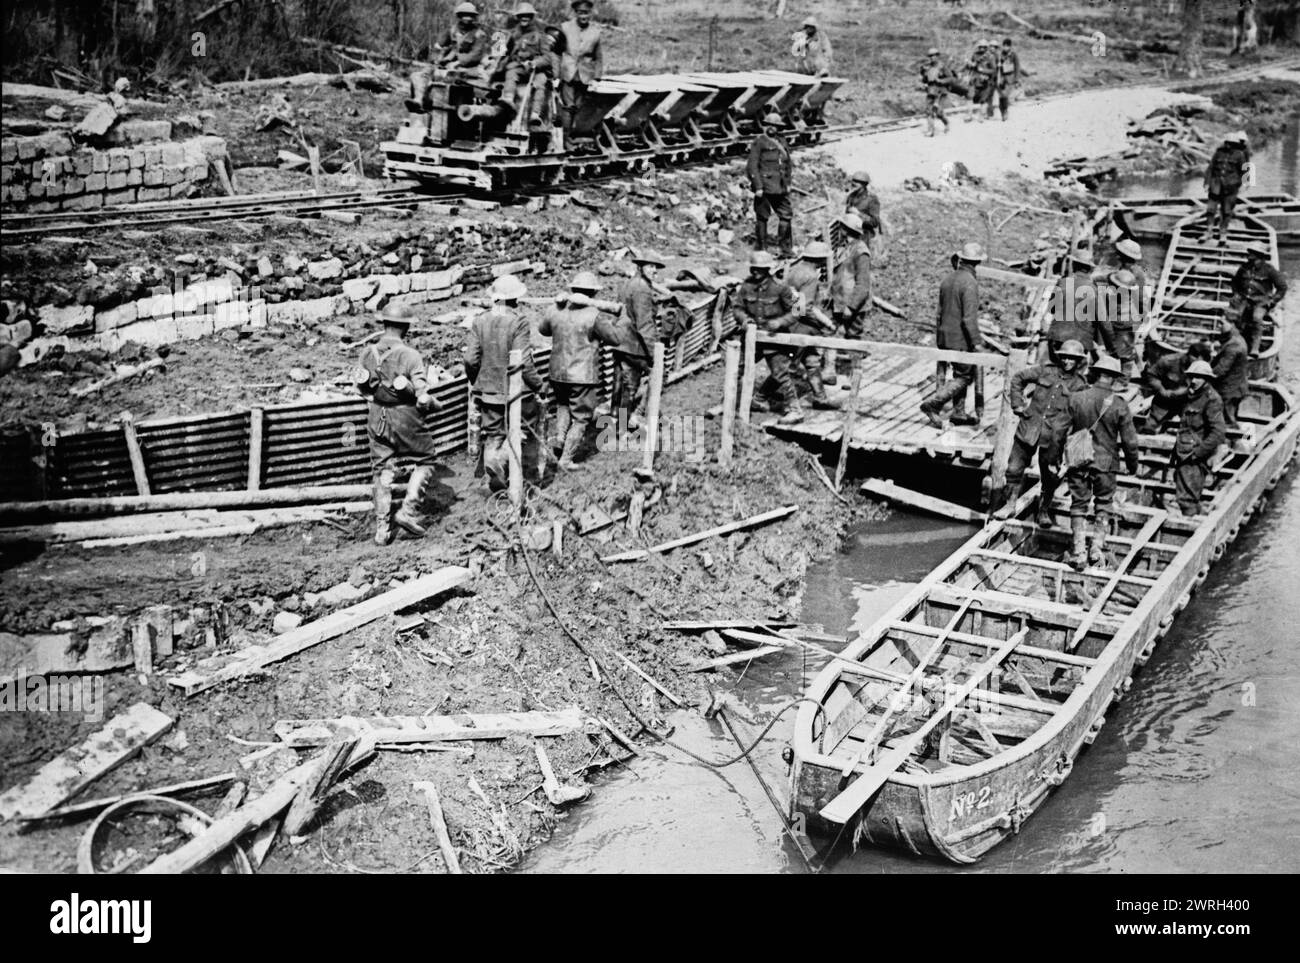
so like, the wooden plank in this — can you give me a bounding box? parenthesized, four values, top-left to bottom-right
(167, 566, 471, 697)
(1068, 512, 1166, 651)
(819, 629, 1029, 824)
(507, 349, 524, 510)
(273, 707, 590, 747)
(834, 359, 864, 490)
(718, 340, 739, 468)
(600, 504, 797, 563)
(121, 414, 151, 497)
(860, 477, 984, 523)
(246, 407, 264, 492)
(662, 619, 797, 631)
(687, 645, 785, 671)
(739, 324, 757, 424)
(642, 342, 665, 475)
(888, 621, 1096, 668)
(0, 703, 173, 821)
(755, 332, 1006, 369)
(18, 772, 237, 823)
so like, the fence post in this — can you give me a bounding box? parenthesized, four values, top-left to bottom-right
(641, 342, 665, 476)
(507, 349, 524, 511)
(834, 358, 864, 491)
(739, 323, 757, 424)
(121, 413, 151, 497)
(719, 341, 740, 468)
(246, 407, 264, 492)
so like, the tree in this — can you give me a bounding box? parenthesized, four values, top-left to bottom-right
(1174, 0, 1206, 77)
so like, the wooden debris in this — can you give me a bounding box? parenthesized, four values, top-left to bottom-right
(0, 703, 173, 821)
(18, 772, 237, 823)
(412, 780, 462, 873)
(534, 744, 589, 806)
(610, 651, 685, 708)
(70, 357, 165, 398)
(601, 504, 798, 563)
(859, 478, 985, 524)
(1, 619, 131, 683)
(0, 485, 396, 523)
(168, 566, 471, 697)
(283, 735, 365, 836)
(273, 706, 591, 747)
(687, 645, 785, 671)
(662, 618, 796, 631)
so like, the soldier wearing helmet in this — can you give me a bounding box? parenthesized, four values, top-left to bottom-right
(1140, 340, 1212, 429)
(356, 303, 442, 544)
(791, 16, 833, 76)
(464, 275, 544, 493)
(434, 2, 490, 76)
(991, 36, 1022, 121)
(1202, 131, 1252, 244)
(1211, 319, 1250, 427)
(995, 338, 1090, 524)
(921, 242, 986, 429)
(558, 0, 604, 133)
(919, 47, 957, 137)
(833, 212, 873, 342)
(844, 170, 883, 244)
(1064, 355, 1140, 569)
(784, 241, 840, 410)
(537, 271, 624, 469)
(746, 110, 795, 256)
(965, 40, 997, 121)
(733, 252, 804, 424)
(503, 2, 559, 131)
(1229, 241, 1286, 356)
(1170, 359, 1227, 516)
(611, 248, 667, 431)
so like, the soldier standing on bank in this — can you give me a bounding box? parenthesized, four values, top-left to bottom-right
(612, 248, 666, 432)
(920, 47, 956, 137)
(558, 0, 603, 134)
(1203, 131, 1251, 244)
(1065, 356, 1140, 571)
(1212, 319, 1250, 428)
(833, 212, 872, 342)
(1230, 241, 1286, 357)
(1170, 360, 1227, 517)
(733, 251, 804, 424)
(464, 275, 543, 493)
(920, 243, 985, 428)
(965, 40, 997, 122)
(747, 110, 795, 257)
(784, 240, 840, 410)
(992, 37, 1022, 121)
(792, 16, 833, 76)
(997, 339, 1088, 525)
(844, 170, 883, 249)
(503, 2, 559, 131)
(355, 304, 442, 544)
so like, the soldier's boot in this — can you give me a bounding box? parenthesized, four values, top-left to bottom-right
(777, 398, 806, 425)
(484, 439, 509, 492)
(754, 221, 768, 252)
(807, 370, 839, 410)
(994, 474, 1026, 519)
(394, 465, 433, 537)
(372, 469, 395, 546)
(777, 220, 795, 258)
(920, 399, 946, 429)
(1088, 510, 1108, 567)
(925, 115, 935, 137)
(950, 400, 979, 427)
(821, 347, 839, 385)
(1070, 516, 1089, 571)
(1035, 479, 1057, 529)
(557, 422, 585, 470)
(553, 406, 571, 457)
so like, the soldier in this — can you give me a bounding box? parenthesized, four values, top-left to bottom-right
(1065, 356, 1140, 570)
(997, 339, 1089, 526)
(992, 37, 1022, 122)
(1230, 241, 1286, 356)
(1046, 272, 1108, 362)
(792, 16, 833, 76)
(464, 275, 543, 493)
(537, 271, 623, 469)
(733, 251, 804, 425)
(920, 47, 956, 137)
(965, 40, 996, 121)
(1202, 131, 1251, 244)
(355, 304, 442, 544)
(844, 170, 882, 247)
(611, 248, 666, 431)
(1170, 360, 1227, 517)
(503, 2, 558, 131)
(434, 2, 490, 75)
(920, 242, 985, 429)
(1101, 269, 1142, 382)
(1211, 319, 1250, 428)
(1140, 341, 1212, 429)
(784, 240, 839, 410)
(558, 0, 603, 133)
(747, 110, 794, 256)
(833, 212, 872, 341)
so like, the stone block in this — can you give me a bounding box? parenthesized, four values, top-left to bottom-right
(84, 172, 106, 191)
(106, 171, 129, 190)
(137, 186, 169, 202)
(126, 168, 142, 186)
(142, 166, 167, 187)
(104, 188, 137, 206)
(108, 150, 130, 172)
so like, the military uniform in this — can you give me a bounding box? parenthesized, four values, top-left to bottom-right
(464, 305, 544, 490)
(992, 45, 1021, 120)
(1230, 257, 1286, 356)
(1204, 142, 1251, 239)
(920, 59, 956, 136)
(435, 23, 490, 73)
(1046, 275, 1111, 358)
(1006, 362, 1088, 518)
(1066, 383, 1140, 559)
(611, 274, 657, 425)
(1141, 351, 1199, 427)
(832, 236, 872, 339)
(844, 186, 882, 241)
(967, 47, 997, 115)
(794, 24, 833, 77)
(1212, 327, 1250, 427)
(922, 265, 981, 422)
(537, 299, 622, 466)
(733, 273, 799, 412)
(503, 20, 558, 127)
(558, 16, 603, 130)
(1172, 385, 1227, 515)
(785, 258, 834, 405)
(746, 131, 793, 254)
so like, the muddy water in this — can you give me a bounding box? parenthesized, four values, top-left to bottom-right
(523, 125, 1300, 875)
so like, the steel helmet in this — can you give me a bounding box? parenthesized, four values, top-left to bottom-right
(1002, 36, 1013, 46)
(630, 248, 667, 267)
(1092, 355, 1123, 376)
(491, 274, 527, 301)
(760, 109, 788, 128)
(1246, 242, 1270, 258)
(376, 303, 416, 326)
(454, 1, 478, 15)
(1186, 359, 1215, 379)
(749, 251, 776, 272)
(956, 241, 986, 263)
(1057, 339, 1087, 360)
(802, 241, 831, 259)
(850, 170, 872, 184)
(802, 16, 818, 28)
(514, 2, 537, 16)
(1228, 130, 1249, 144)
(838, 212, 865, 235)
(571, 0, 595, 8)
(927, 47, 941, 56)
(976, 39, 989, 48)
(570, 270, 602, 292)
(1115, 238, 1142, 261)
(1109, 269, 1139, 291)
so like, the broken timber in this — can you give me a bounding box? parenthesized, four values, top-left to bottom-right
(860, 478, 986, 524)
(168, 566, 470, 697)
(600, 505, 798, 563)
(273, 706, 592, 747)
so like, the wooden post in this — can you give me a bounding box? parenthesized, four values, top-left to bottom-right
(718, 340, 740, 468)
(974, 365, 986, 421)
(989, 348, 1027, 494)
(673, 332, 687, 373)
(307, 145, 323, 196)
(641, 341, 665, 476)
(246, 407, 264, 492)
(739, 323, 757, 425)
(507, 349, 524, 511)
(834, 359, 864, 491)
(121, 414, 151, 497)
